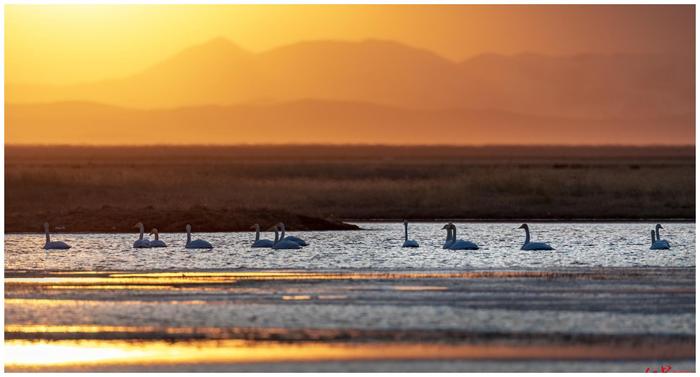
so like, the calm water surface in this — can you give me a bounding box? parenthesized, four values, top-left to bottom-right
(5, 223, 695, 271)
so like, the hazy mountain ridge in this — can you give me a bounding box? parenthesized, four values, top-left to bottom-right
(7, 38, 694, 119)
(7, 100, 693, 145)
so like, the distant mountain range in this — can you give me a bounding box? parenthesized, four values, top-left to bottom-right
(5, 38, 694, 144)
(7, 100, 692, 145)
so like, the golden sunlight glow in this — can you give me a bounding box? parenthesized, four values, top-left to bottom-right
(6, 339, 693, 370)
(5, 5, 694, 145)
(7, 5, 693, 85)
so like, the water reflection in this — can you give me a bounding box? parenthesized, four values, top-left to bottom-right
(7, 338, 693, 370)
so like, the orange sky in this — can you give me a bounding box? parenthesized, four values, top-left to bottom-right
(6, 4, 694, 85)
(4, 5, 695, 145)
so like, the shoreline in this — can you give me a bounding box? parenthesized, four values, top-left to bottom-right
(6, 217, 694, 234)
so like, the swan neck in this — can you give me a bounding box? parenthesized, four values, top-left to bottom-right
(254, 227, 260, 241)
(45, 226, 50, 243)
(273, 229, 279, 244)
(524, 227, 530, 244)
(187, 228, 191, 244)
(651, 231, 656, 245)
(655, 226, 661, 241)
(154, 231, 159, 240)
(139, 224, 144, 240)
(404, 223, 408, 241)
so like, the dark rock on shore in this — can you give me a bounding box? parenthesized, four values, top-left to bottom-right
(6, 205, 360, 233)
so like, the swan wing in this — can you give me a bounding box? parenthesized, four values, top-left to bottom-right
(521, 242, 553, 251)
(150, 240, 167, 248)
(651, 241, 670, 250)
(252, 239, 274, 248)
(133, 239, 151, 248)
(449, 239, 479, 250)
(283, 236, 308, 246)
(187, 239, 213, 249)
(45, 241, 71, 250)
(402, 240, 419, 248)
(273, 240, 301, 249)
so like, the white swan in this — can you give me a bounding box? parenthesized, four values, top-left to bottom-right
(402, 220, 419, 248)
(518, 224, 553, 250)
(448, 224, 479, 250)
(251, 224, 274, 248)
(270, 225, 301, 249)
(133, 222, 151, 248)
(185, 224, 213, 249)
(43, 222, 71, 250)
(654, 224, 671, 249)
(277, 223, 308, 246)
(650, 229, 670, 250)
(149, 228, 167, 248)
(442, 223, 455, 249)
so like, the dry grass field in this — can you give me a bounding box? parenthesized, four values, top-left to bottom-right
(5, 145, 694, 232)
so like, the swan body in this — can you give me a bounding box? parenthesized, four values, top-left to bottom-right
(185, 224, 213, 249)
(519, 224, 553, 250)
(653, 224, 670, 249)
(650, 229, 670, 250)
(278, 223, 308, 246)
(271, 225, 301, 249)
(447, 224, 479, 250)
(251, 224, 274, 248)
(133, 222, 151, 248)
(43, 222, 71, 250)
(442, 223, 455, 249)
(149, 228, 167, 248)
(402, 220, 419, 248)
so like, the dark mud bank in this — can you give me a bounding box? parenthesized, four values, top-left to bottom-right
(6, 206, 360, 233)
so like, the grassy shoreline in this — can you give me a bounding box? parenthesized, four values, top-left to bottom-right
(6, 145, 694, 232)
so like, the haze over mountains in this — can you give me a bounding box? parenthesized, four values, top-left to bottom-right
(6, 38, 695, 145)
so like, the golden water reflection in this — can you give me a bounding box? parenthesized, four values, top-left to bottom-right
(5, 270, 616, 287)
(6, 338, 693, 370)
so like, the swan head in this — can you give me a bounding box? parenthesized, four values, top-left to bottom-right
(656, 224, 664, 230)
(149, 228, 158, 235)
(133, 222, 143, 228)
(186, 224, 192, 232)
(441, 224, 449, 230)
(43, 222, 49, 230)
(518, 224, 529, 230)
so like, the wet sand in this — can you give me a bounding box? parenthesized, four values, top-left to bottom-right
(4, 267, 695, 372)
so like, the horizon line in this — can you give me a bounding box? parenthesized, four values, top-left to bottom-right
(5, 143, 696, 148)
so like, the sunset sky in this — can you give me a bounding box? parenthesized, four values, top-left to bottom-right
(7, 5, 693, 85)
(5, 5, 695, 145)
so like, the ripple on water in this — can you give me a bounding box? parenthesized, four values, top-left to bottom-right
(5, 223, 695, 271)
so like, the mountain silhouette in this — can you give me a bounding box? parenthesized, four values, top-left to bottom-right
(6, 100, 693, 145)
(7, 38, 694, 120)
